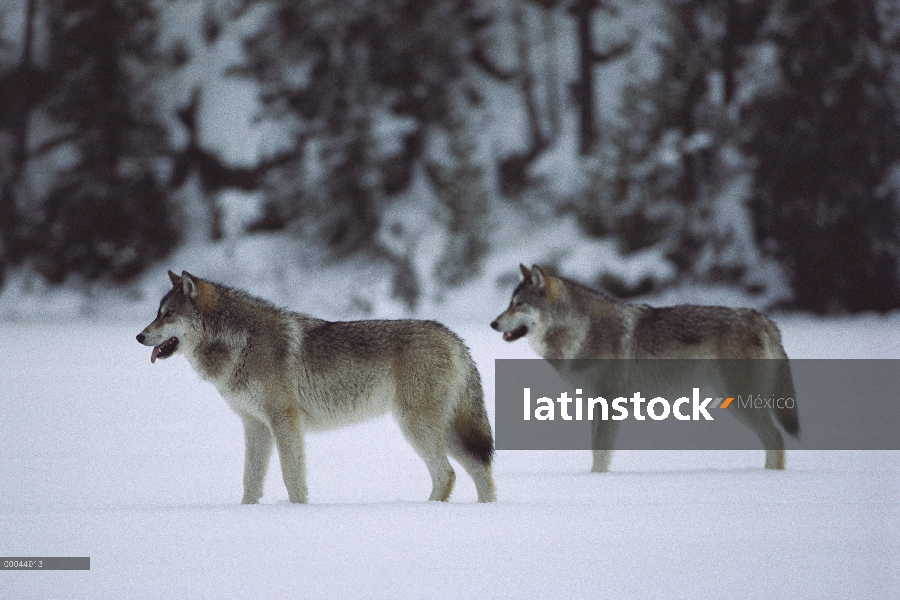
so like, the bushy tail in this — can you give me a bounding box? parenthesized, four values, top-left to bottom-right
(763, 321, 799, 439)
(773, 358, 800, 438)
(451, 365, 495, 466)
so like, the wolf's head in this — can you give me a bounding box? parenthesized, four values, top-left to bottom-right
(490, 264, 556, 342)
(136, 270, 210, 363)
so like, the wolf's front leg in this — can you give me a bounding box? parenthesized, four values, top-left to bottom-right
(591, 449, 613, 473)
(591, 420, 619, 472)
(240, 413, 273, 504)
(269, 408, 308, 503)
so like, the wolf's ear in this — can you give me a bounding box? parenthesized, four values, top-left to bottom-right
(168, 270, 182, 287)
(519, 264, 532, 280)
(181, 271, 200, 299)
(531, 264, 547, 290)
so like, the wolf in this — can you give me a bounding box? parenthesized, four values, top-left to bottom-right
(491, 264, 799, 472)
(137, 271, 496, 504)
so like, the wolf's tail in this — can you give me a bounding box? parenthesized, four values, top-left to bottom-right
(773, 358, 800, 438)
(451, 365, 495, 467)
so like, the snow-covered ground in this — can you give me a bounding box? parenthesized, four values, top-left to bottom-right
(2, 313, 898, 598)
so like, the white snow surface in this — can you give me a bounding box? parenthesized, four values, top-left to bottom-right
(2, 313, 898, 598)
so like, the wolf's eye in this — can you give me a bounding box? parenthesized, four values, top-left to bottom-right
(513, 300, 524, 308)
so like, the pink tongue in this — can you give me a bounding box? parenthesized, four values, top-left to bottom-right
(151, 345, 161, 363)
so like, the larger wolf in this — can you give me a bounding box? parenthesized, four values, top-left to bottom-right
(491, 264, 799, 472)
(137, 271, 496, 503)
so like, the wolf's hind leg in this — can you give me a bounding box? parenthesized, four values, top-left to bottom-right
(396, 416, 456, 501)
(447, 444, 496, 502)
(415, 441, 456, 501)
(732, 406, 786, 470)
(240, 413, 273, 504)
(753, 419, 786, 470)
(446, 407, 496, 502)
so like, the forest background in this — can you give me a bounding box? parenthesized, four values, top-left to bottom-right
(2, 0, 899, 318)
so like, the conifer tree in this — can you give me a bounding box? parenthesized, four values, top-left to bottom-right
(746, 0, 900, 311)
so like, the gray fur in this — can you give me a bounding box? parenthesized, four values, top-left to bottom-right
(138, 271, 496, 503)
(491, 264, 799, 471)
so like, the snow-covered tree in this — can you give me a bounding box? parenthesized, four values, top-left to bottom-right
(242, 0, 488, 256)
(1, 0, 177, 283)
(585, 0, 774, 295)
(746, 0, 900, 311)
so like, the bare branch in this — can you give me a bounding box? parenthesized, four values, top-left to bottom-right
(470, 46, 517, 81)
(591, 37, 633, 63)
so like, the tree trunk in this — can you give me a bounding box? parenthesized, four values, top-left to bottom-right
(573, 0, 596, 155)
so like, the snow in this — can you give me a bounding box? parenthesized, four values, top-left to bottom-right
(1, 313, 898, 598)
(156, 0, 278, 167)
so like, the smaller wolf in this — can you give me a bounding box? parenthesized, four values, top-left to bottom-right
(491, 264, 799, 472)
(137, 271, 496, 503)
